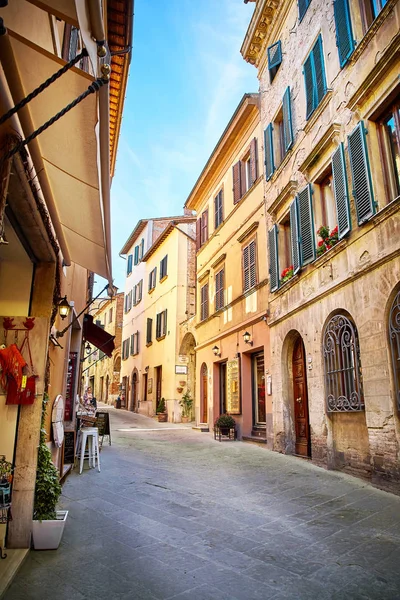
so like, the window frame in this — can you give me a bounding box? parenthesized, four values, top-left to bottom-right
(303, 34, 327, 120)
(156, 310, 167, 340)
(200, 282, 209, 322)
(160, 255, 168, 281)
(215, 267, 225, 312)
(378, 100, 400, 204)
(214, 189, 224, 230)
(148, 267, 157, 292)
(146, 317, 153, 345)
(242, 237, 258, 293)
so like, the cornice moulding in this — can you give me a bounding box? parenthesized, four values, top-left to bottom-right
(237, 221, 259, 243)
(299, 123, 342, 174)
(197, 269, 210, 283)
(211, 254, 227, 269)
(268, 180, 298, 217)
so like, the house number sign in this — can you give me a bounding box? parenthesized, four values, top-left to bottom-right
(226, 358, 241, 414)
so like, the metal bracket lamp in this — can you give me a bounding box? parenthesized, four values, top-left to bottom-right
(212, 345, 221, 357)
(243, 331, 253, 346)
(55, 282, 111, 339)
(57, 296, 71, 320)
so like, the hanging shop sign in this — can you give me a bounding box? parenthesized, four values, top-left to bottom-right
(226, 358, 241, 415)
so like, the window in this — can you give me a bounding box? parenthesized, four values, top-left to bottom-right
(298, 0, 312, 21)
(277, 215, 293, 280)
(303, 35, 327, 120)
(348, 121, 375, 224)
(156, 310, 167, 339)
(323, 313, 364, 412)
(264, 87, 293, 179)
(134, 245, 140, 266)
(109, 308, 113, 324)
(124, 290, 132, 313)
(214, 190, 224, 229)
(62, 24, 79, 61)
(146, 318, 153, 345)
(389, 288, 400, 411)
(127, 254, 133, 275)
(122, 339, 130, 360)
(160, 255, 168, 280)
(268, 225, 279, 292)
(215, 268, 225, 311)
(379, 101, 400, 203)
(314, 171, 338, 241)
(130, 331, 139, 356)
(148, 267, 157, 292)
(360, 0, 387, 32)
(233, 137, 258, 204)
(267, 40, 282, 82)
(201, 209, 208, 245)
(139, 238, 145, 260)
(242, 239, 257, 292)
(200, 283, 209, 321)
(333, 0, 355, 67)
(133, 280, 143, 305)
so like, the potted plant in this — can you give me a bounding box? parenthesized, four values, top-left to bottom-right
(214, 414, 237, 441)
(179, 391, 193, 423)
(156, 397, 168, 422)
(32, 393, 67, 550)
(316, 225, 339, 256)
(281, 265, 294, 285)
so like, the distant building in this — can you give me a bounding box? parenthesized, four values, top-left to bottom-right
(242, 0, 400, 491)
(120, 214, 196, 420)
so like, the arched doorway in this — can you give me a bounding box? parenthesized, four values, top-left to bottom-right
(131, 370, 138, 412)
(200, 363, 208, 424)
(292, 337, 311, 457)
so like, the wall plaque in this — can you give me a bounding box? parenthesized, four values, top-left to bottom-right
(226, 358, 241, 414)
(148, 378, 153, 394)
(175, 365, 187, 374)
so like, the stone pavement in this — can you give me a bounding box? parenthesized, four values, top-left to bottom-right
(4, 406, 400, 600)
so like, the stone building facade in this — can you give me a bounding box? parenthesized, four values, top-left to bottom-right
(241, 0, 400, 491)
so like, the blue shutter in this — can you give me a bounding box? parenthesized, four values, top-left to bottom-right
(303, 55, 314, 119)
(298, 0, 310, 21)
(290, 198, 300, 274)
(264, 124, 275, 181)
(282, 87, 294, 153)
(313, 35, 327, 107)
(127, 254, 133, 275)
(268, 225, 279, 292)
(348, 122, 375, 225)
(334, 0, 355, 67)
(134, 245, 139, 265)
(332, 144, 351, 239)
(298, 184, 316, 265)
(267, 40, 282, 81)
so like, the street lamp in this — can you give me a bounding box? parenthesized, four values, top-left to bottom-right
(57, 296, 70, 320)
(243, 331, 253, 346)
(212, 345, 221, 357)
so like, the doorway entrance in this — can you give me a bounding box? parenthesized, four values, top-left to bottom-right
(143, 373, 148, 403)
(200, 363, 208, 423)
(155, 366, 162, 409)
(131, 371, 138, 412)
(292, 337, 311, 457)
(219, 362, 227, 414)
(252, 352, 266, 429)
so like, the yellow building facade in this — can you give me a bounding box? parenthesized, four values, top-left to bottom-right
(185, 94, 272, 441)
(242, 0, 400, 490)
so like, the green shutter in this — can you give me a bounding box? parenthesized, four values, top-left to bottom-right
(264, 124, 275, 181)
(268, 225, 279, 292)
(298, 184, 316, 265)
(298, 0, 310, 21)
(313, 36, 327, 107)
(290, 198, 300, 274)
(334, 0, 355, 67)
(332, 143, 351, 239)
(303, 55, 314, 119)
(268, 40, 282, 69)
(282, 87, 294, 153)
(348, 122, 375, 224)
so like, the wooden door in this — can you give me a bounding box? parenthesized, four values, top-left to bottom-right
(253, 353, 266, 425)
(220, 363, 227, 414)
(156, 366, 162, 404)
(143, 373, 148, 403)
(132, 372, 137, 411)
(201, 364, 208, 423)
(292, 338, 311, 457)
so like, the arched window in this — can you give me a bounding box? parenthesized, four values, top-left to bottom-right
(389, 289, 400, 411)
(323, 313, 364, 412)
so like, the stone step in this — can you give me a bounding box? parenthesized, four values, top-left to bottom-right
(192, 425, 210, 433)
(242, 435, 267, 445)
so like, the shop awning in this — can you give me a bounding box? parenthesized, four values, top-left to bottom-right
(83, 314, 115, 357)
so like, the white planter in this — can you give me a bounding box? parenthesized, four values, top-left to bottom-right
(32, 510, 68, 550)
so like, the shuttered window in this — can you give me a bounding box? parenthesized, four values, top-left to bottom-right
(332, 144, 351, 238)
(282, 87, 294, 153)
(156, 310, 167, 339)
(200, 283, 209, 321)
(139, 238, 145, 260)
(201, 209, 209, 244)
(348, 122, 375, 224)
(233, 161, 241, 204)
(130, 331, 139, 356)
(334, 0, 355, 67)
(267, 40, 282, 82)
(215, 268, 225, 311)
(249, 137, 258, 185)
(160, 255, 168, 280)
(146, 318, 153, 345)
(196, 219, 201, 251)
(243, 239, 257, 292)
(268, 225, 279, 292)
(264, 124, 275, 180)
(127, 254, 133, 275)
(214, 190, 224, 229)
(290, 199, 300, 274)
(148, 267, 157, 291)
(298, 0, 311, 21)
(303, 35, 327, 120)
(122, 339, 130, 360)
(134, 245, 140, 265)
(298, 185, 316, 265)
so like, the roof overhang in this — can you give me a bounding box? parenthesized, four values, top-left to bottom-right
(240, 0, 282, 68)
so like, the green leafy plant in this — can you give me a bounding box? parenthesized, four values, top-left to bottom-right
(214, 414, 236, 429)
(157, 397, 166, 414)
(316, 225, 339, 256)
(33, 393, 62, 521)
(179, 391, 193, 418)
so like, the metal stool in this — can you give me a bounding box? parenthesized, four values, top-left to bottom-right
(77, 427, 101, 474)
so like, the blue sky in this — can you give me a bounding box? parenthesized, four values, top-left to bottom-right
(100, 0, 258, 292)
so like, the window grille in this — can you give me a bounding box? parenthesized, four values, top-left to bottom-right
(323, 314, 364, 412)
(389, 289, 400, 411)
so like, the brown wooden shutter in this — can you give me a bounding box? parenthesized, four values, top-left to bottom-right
(240, 160, 247, 196)
(243, 244, 250, 291)
(196, 218, 201, 250)
(250, 138, 258, 184)
(249, 240, 257, 288)
(215, 268, 224, 311)
(202, 209, 209, 242)
(233, 161, 241, 204)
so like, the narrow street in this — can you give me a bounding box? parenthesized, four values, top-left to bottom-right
(5, 407, 400, 600)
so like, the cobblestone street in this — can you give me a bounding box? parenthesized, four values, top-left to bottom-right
(5, 407, 400, 600)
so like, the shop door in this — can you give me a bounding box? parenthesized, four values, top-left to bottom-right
(155, 366, 162, 405)
(220, 362, 227, 414)
(201, 364, 208, 423)
(292, 338, 311, 457)
(253, 353, 266, 425)
(143, 373, 148, 403)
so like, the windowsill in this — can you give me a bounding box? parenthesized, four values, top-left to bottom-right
(148, 287, 155, 294)
(369, 195, 400, 226)
(273, 272, 300, 297)
(159, 275, 168, 283)
(304, 91, 333, 135)
(349, 0, 397, 66)
(146, 342, 153, 347)
(313, 238, 347, 267)
(269, 149, 292, 184)
(156, 335, 166, 342)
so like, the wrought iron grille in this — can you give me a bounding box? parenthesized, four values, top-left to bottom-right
(389, 289, 400, 411)
(323, 314, 364, 412)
